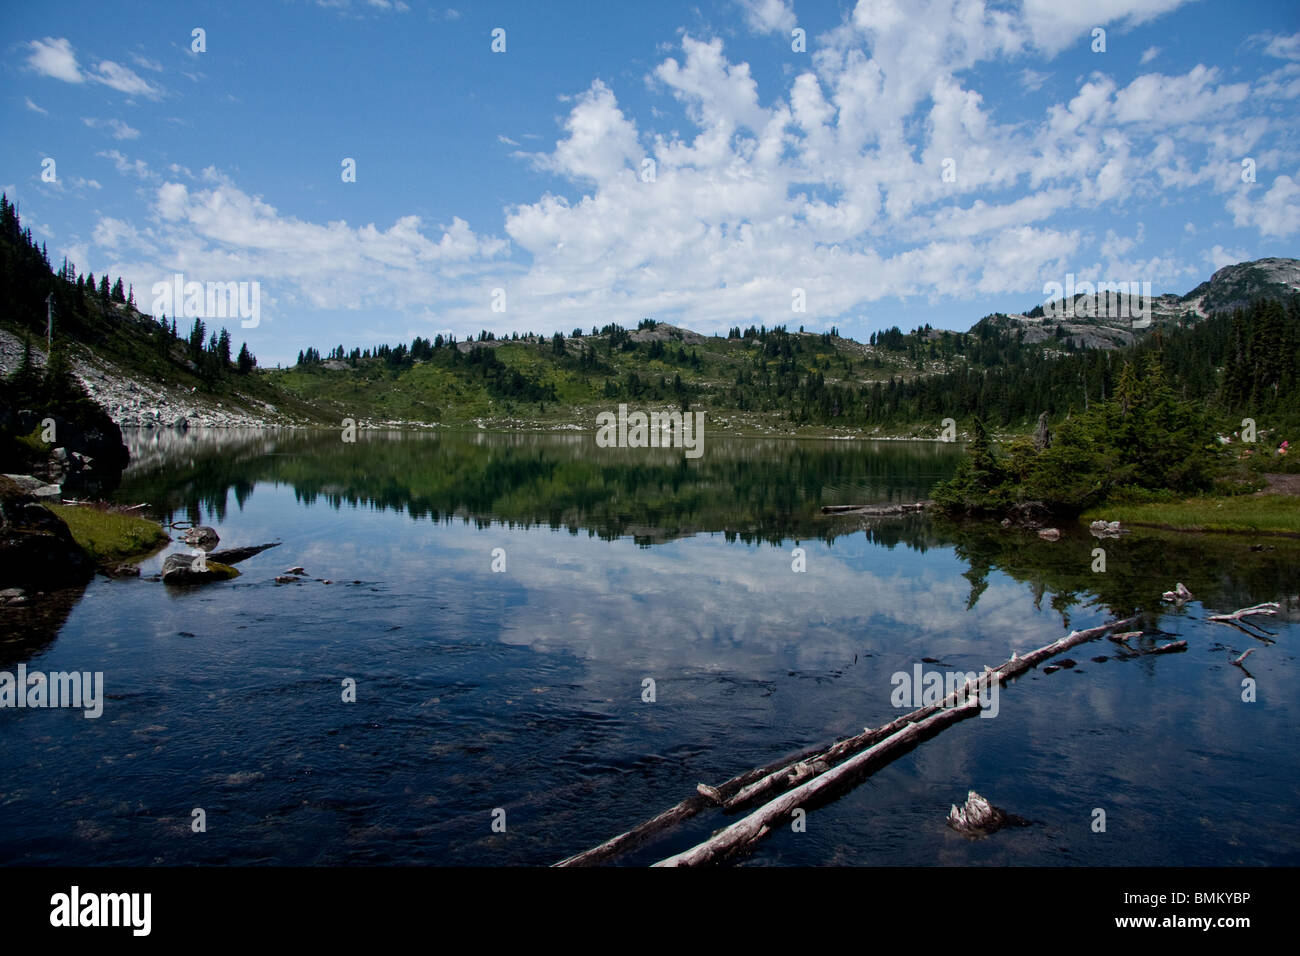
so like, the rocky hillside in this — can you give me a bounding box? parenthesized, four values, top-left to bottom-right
(0, 328, 293, 430)
(974, 256, 1300, 350)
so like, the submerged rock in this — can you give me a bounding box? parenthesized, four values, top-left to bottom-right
(1037, 527, 1061, 541)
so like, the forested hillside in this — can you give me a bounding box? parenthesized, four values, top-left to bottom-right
(3, 193, 1297, 437)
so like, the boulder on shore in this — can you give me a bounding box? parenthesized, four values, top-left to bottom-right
(3, 473, 62, 499)
(0, 476, 95, 588)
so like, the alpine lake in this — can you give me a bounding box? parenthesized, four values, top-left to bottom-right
(2, 427, 1297, 866)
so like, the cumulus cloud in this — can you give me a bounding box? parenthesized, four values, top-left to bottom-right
(99, 174, 509, 328)
(1227, 171, 1300, 238)
(78, 0, 1297, 340)
(1205, 244, 1251, 270)
(1112, 65, 1249, 126)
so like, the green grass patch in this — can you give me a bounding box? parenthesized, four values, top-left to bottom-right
(1083, 494, 1300, 535)
(46, 504, 170, 562)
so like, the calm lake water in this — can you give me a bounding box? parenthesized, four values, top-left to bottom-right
(2, 428, 1298, 866)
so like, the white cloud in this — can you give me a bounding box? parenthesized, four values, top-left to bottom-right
(1019, 69, 1048, 92)
(528, 80, 641, 183)
(24, 97, 48, 115)
(1021, 0, 1191, 54)
(84, 117, 141, 140)
(1227, 171, 1300, 237)
(1140, 45, 1160, 64)
(1204, 244, 1250, 270)
(27, 37, 83, 83)
(737, 0, 796, 36)
(89, 59, 162, 98)
(98, 149, 153, 180)
(108, 174, 510, 323)
(93, 217, 139, 250)
(1112, 65, 1249, 126)
(1257, 31, 1300, 61)
(25, 36, 162, 98)
(82, 1, 1298, 341)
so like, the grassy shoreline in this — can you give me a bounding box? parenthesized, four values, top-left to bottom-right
(46, 504, 171, 563)
(1081, 494, 1300, 536)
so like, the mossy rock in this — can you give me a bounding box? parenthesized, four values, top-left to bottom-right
(161, 552, 240, 585)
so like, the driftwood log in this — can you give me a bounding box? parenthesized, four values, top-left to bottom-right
(1208, 602, 1279, 643)
(1147, 640, 1187, 655)
(205, 542, 282, 565)
(1207, 602, 1279, 623)
(552, 743, 829, 866)
(556, 613, 1140, 867)
(821, 502, 929, 516)
(654, 699, 983, 867)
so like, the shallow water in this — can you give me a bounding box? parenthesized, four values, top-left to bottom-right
(2, 429, 1297, 866)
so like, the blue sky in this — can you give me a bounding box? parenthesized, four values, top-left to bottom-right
(3, 0, 1298, 365)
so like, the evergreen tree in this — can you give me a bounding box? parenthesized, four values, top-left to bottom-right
(217, 328, 232, 368)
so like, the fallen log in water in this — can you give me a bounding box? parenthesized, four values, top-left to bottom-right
(206, 542, 282, 565)
(1208, 602, 1279, 643)
(821, 502, 929, 516)
(552, 743, 830, 867)
(1147, 640, 1187, 655)
(1207, 602, 1279, 623)
(654, 699, 983, 867)
(555, 613, 1139, 866)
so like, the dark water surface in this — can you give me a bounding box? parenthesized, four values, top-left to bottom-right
(2, 428, 1297, 866)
